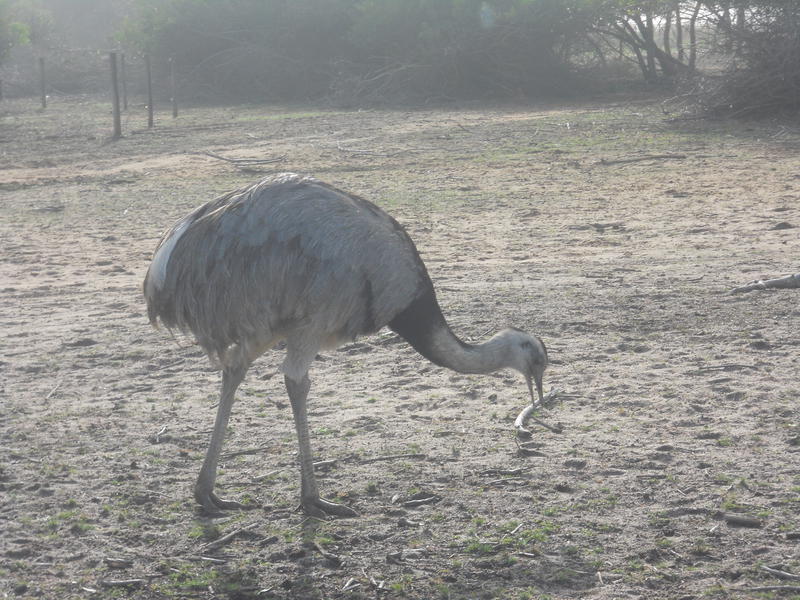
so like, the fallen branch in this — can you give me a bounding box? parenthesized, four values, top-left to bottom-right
(103, 557, 134, 569)
(342, 578, 361, 592)
(185, 555, 227, 564)
(98, 579, 146, 588)
(481, 468, 525, 476)
(515, 389, 562, 438)
(761, 566, 800, 581)
(486, 477, 527, 486)
(516, 441, 547, 457)
(403, 495, 440, 508)
(730, 585, 800, 593)
(597, 154, 687, 166)
(729, 273, 800, 294)
(222, 445, 272, 459)
(154, 358, 185, 371)
(688, 364, 758, 374)
(151, 425, 168, 444)
(335, 142, 406, 157)
(45, 379, 63, 400)
(253, 469, 283, 482)
(309, 541, 341, 567)
(201, 523, 258, 553)
(360, 453, 426, 464)
(203, 151, 285, 166)
(723, 513, 762, 528)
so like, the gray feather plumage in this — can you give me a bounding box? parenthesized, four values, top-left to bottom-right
(144, 173, 432, 366)
(144, 173, 548, 516)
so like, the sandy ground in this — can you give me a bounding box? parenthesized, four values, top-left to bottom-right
(1, 95, 799, 600)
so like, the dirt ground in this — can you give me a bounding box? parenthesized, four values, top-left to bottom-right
(1, 95, 799, 600)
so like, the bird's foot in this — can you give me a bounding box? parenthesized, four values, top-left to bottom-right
(195, 490, 249, 516)
(301, 496, 358, 518)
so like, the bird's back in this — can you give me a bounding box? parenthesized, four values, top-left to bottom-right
(144, 174, 433, 363)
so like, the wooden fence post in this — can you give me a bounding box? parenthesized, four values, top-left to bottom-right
(170, 56, 178, 118)
(110, 52, 122, 139)
(145, 53, 154, 128)
(121, 52, 128, 111)
(39, 57, 46, 109)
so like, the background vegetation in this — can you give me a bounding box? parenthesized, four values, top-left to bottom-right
(0, 0, 797, 116)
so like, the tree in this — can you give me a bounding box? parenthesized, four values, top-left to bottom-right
(0, 0, 29, 65)
(692, 1, 800, 116)
(591, 0, 702, 81)
(120, 0, 598, 103)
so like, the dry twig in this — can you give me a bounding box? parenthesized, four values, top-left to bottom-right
(201, 523, 258, 553)
(515, 388, 562, 437)
(729, 273, 800, 294)
(98, 579, 146, 588)
(222, 445, 272, 459)
(730, 585, 800, 593)
(203, 151, 285, 166)
(597, 154, 687, 166)
(152, 425, 167, 444)
(360, 453, 426, 464)
(761, 566, 800, 581)
(310, 541, 341, 566)
(45, 379, 63, 400)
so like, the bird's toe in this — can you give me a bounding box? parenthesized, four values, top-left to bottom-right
(195, 490, 249, 515)
(302, 497, 358, 518)
(210, 492, 247, 510)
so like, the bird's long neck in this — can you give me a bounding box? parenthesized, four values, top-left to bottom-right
(389, 286, 510, 375)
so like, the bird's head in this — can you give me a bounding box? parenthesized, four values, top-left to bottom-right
(498, 328, 549, 404)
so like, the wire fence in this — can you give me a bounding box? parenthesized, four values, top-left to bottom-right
(0, 46, 178, 136)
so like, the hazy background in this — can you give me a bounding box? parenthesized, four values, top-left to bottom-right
(0, 1, 797, 116)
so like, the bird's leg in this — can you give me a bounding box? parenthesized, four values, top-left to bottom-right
(194, 364, 248, 515)
(285, 374, 357, 518)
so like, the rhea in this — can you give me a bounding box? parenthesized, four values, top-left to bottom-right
(143, 173, 548, 517)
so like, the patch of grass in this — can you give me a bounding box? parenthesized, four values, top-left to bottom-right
(498, 520, 521, 534)
(45, 509, 94, 536)
(690, 540, 712, 556)
(315, 535, 336, 547)
(702, 583, 727, 596)
(465, 541, 496, 556)
(433, 581, 451, 599)
(649, 512, 671, 529)
(388, 574, 414, 595)
(518, 588, 547, 600)
(188, 522, 221, 542)
(720, 492, 748, 512)
(69, 517, 94, 535)
(313, 425, 338, 436)
(157, 564, 219, 595)
(541, 505, 566, 517)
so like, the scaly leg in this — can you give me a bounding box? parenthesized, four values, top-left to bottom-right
(194, 364, 248, 515)
(285, 373, 357, 518)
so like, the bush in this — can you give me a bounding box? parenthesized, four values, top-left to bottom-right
(693, 3, 800, 117)
(122, 0, 597, 104)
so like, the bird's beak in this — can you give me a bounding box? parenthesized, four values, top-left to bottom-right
(525, 372, 544, 406)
